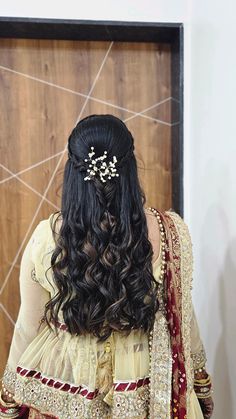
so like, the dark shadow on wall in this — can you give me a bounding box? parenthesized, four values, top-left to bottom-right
(195, 160, 236, 419)
(213, 238, 235, 419)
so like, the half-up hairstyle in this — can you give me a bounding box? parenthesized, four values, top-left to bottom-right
(45, 114, 159, 342)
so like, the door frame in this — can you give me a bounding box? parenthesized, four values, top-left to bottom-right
(0, 17, 184, 215)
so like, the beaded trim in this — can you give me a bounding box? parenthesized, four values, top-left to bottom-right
(3, 363, 150, 418)
(146, 207, 172, 419)
(16, 366, 149, 397)
(146, 207, 166, 284)
(16, 366, 99, 400)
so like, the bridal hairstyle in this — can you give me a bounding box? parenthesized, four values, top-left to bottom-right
(45, 114, 159, 342)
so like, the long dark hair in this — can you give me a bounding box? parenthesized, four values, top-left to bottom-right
(45, 114, 159, 342)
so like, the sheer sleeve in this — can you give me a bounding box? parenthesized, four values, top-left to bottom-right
(2, 221, 50, 395)
(190, 305, 207, 370)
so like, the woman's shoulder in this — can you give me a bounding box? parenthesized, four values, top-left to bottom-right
(32, 212, 59, 236)
(30, 212, 58, 258)
(162, 208, 189, 228)
(31, 214, 52, 239)
(162, 209, 193, 249)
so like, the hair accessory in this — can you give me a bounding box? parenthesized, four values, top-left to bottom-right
(84, 146, 119, 183)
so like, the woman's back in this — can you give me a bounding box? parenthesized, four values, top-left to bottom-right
(5, 209, 162, 419)
(1, 115, 213, 419)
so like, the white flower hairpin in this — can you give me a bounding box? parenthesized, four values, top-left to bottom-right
(84, 146, 119, 183)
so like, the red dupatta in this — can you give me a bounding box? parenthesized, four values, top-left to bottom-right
(149, 208, 193, 419)
(161, 210, 188, 418)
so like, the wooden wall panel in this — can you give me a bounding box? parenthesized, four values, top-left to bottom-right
(0, 38, 176, 375)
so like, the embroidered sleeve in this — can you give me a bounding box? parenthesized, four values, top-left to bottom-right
(190, 306, 207, 369)
(2, 222, 50, 395)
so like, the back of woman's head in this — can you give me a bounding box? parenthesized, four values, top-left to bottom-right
(45, 114, 159, 341)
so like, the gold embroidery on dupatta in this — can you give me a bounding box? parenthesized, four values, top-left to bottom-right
(166, 211, 194, 416)
(148, 210, 194, 418)
(148, 313, 172, 419)
(148, 208, 172, 419)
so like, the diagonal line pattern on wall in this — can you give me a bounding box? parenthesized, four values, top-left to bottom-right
(0, 303, 16, 326)
(0, 64, 177, 126)
(0, 41, 114, 296)
(0, 151, 64, 185)
(0, 163, 60, 211)
(0, 95, 178, 186)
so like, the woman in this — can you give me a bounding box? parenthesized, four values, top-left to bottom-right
(0, 114, 213, 419)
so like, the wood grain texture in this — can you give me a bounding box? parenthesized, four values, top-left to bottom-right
(0, 38, 174, 376)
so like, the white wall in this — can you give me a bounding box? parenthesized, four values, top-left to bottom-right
(0, 0, 190, 22)
(1, 1, 235, 417)
(186, 3, 236, 417)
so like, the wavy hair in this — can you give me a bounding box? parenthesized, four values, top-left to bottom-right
(45, 114, 159, 342)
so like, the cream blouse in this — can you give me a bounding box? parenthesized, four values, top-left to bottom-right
(3, 213, 206, 419)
